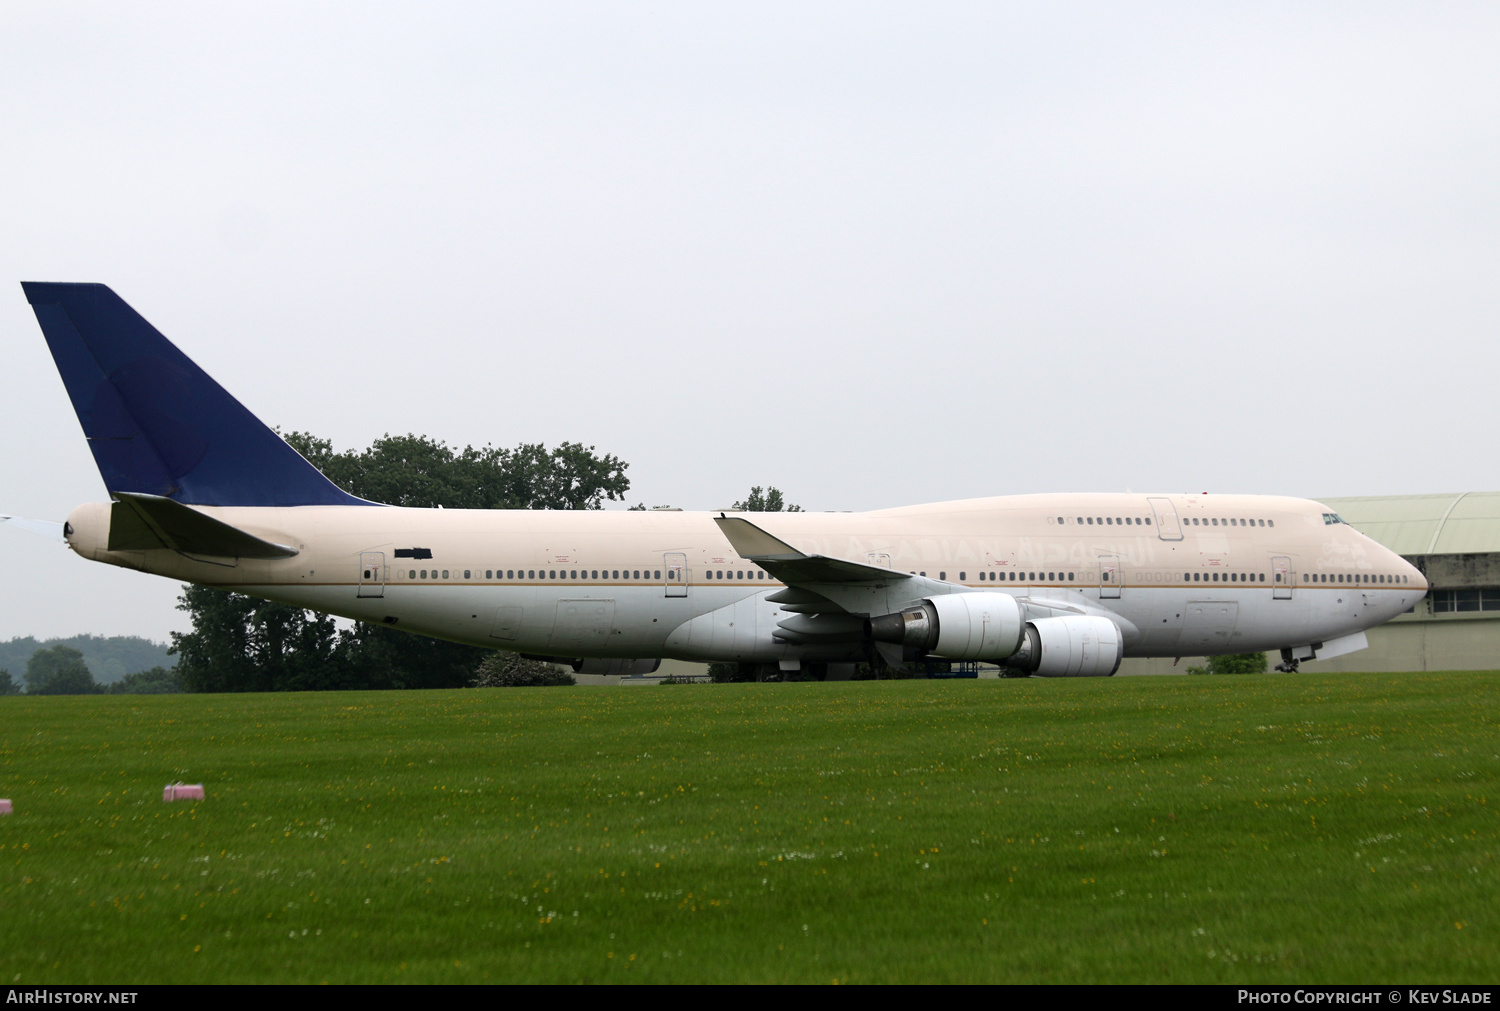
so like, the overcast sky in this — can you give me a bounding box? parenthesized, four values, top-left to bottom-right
(2, 2, 1498, 643)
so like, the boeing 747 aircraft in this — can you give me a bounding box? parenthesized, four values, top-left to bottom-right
(19, 283, 1426, 678)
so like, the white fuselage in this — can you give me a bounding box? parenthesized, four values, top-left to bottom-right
(65, 492, 1426, 664)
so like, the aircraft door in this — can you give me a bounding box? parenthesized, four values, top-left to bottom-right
(1099, 554, 1122, 598)
(1148, 498, 1183, 541)
(665, 553, 688, 597)
(1272, 557, 1293, 600)
(358, 551, 385, 598)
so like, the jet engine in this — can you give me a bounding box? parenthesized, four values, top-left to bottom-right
(866, 592, 1026, 660)
(868, 597, 1122, 676)
(1005, 615, 1122, 677)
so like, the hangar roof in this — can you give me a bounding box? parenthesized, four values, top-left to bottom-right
(1317, 492, 1500, 557)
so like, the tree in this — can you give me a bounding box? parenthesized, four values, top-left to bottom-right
(106, 666, 181, 694)
(281, 432, 630, 510)
(25, 645, 99, 695)
(732, 486, 803, 512)
(1186, 653, 1269, 675)
(0, 670, 19, 695)
(471, 652, 574, 687)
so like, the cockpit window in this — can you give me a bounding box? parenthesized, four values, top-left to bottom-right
(1322, 513, 1347, 525)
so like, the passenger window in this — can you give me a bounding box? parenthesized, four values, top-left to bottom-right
(1087, 517, 1094, 524)
(1146, 517, 1152, 525)
(1077, 517, 1084, 524)
(464, 570, 471, 579)
(1106, 517, 1112, 525)
(409, 570, 416, 579)
(1068, 572, 1074, 581)
(442, 570, 449, 579)
(940, 572, 947, 580)
(655, 570, 661, 579)
(960, 572, 967, 581)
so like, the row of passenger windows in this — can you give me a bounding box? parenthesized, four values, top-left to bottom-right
(398, 569, 665, 581)
(960, 571, 1073, 582)
(1050, 515, 1275, 528)
(383, 565, 1405, 586)
(1061, 516, 1152, 526)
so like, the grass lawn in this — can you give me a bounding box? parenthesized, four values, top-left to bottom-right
(0, 672, 1495, 983)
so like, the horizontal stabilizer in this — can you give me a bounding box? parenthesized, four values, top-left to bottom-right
(108, 493, 298, 558)
(21, 282, 373, 508)
(714, 515, 912, 585)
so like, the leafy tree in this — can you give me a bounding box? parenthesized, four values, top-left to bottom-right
(471, 652, 574, 687)
(106, 666, 182, 694)
(25, 645, 100, 695)
(0, 635, 173, 686)
(732, 486, 802, 512)
(282, 432, 629, 510)
(0, 670, 19, 695)
(1186, 652, 1269, 675)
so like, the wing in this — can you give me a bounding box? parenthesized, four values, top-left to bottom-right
(712, 515, 1140, 656)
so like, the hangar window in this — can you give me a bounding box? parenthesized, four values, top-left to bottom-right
(1431, 589, 1500, 613)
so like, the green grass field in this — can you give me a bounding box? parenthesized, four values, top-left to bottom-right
(0, 673, 1495, 984)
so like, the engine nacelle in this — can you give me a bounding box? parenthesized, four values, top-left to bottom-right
(1006, 615, 1122, 677)
(866, 592, 1025, 661)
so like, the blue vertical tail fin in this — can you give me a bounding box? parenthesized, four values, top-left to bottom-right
(22, 282, 373, 507)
